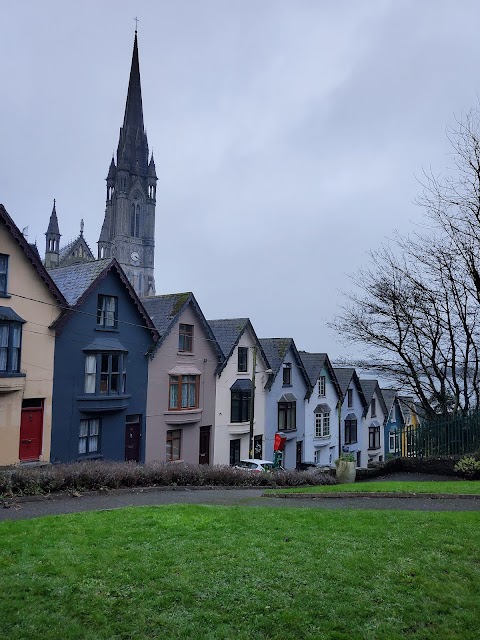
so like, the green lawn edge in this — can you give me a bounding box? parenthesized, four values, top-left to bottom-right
(265, 480, 480, 495)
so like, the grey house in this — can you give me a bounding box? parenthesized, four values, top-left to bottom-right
(143, 293, 223, 464)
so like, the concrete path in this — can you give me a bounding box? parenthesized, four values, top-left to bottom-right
(2, 476, 480, 521)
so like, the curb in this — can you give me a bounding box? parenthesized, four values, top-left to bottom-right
(266, 491, 480, 500)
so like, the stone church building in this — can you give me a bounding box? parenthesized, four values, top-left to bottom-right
(44, 31, 157, 298)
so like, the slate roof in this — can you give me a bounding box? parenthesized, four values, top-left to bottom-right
(359, 379, 388, 418)
(380, 388, 398, 414)
(259, 338, 311, 392)
(58, 234, 95, 265)
(333, 367, 368, 407)
(50, 259, 114, 305)
(299, 351, 342, 398)
(207, 318, 270, 375)
(0, 204, 67, 307)
(142, 292, 223, 363)
(208, 318, 250, 359)
(49, 258, 157, 339)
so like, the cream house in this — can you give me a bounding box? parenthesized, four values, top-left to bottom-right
(0, 205, 66, 466)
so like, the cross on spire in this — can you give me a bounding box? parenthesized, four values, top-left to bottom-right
(134, 16, 139, 32)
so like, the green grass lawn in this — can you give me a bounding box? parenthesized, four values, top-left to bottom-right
(266, 480, 480, 495)
(1, 505, 480, 639)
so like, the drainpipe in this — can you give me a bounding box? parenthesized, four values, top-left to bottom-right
(249, 346, 257, 459)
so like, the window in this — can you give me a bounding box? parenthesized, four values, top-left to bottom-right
(131, 203, 141, 237)
(282, 363, 292, 386)
(0, 322, 22, 373)
(229, 439, 241, 466)
(314, 449, 322, 464)
(318, 376, 326, 396)
(0, 254, 8, 295)
(278, 401, 296, 431)
(315, 412, 330, 438)
(344, 418, 357, 444)
(231, 389, 251, 423)
(79, 418, 100, 455)
(84, 353, 126, 395)
(369, 426, 381, 449)
(97, 295, 118, 329)
(237, 346, 248, 373)
(169, 374, 199, 410)
(389, 430, 399, 453)
(347, 388, 353, 407)
(179, 324, 193, 352)
(166, 429, 181, 461)
(371, 398, 376, 417)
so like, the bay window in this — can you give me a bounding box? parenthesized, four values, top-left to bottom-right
(169, 374, 199, 410)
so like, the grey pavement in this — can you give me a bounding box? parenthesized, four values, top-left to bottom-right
(2, 472, 480, 521)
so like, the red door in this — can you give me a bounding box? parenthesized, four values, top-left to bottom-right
(19, 403, 44, 461)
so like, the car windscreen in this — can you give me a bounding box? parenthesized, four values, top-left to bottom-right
(236, 461, 257, 469)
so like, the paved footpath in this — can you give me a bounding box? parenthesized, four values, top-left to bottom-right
(2, 475, 480, 521)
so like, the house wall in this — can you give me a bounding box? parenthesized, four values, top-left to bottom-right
(0, 222, 62, 465)
(213, 328, 269, 465)
(304, 365, 339, 467)
(50, 270, 152, 462)
(145, 303, 218, 463)
(264, 346, 308, 470)
(384, 399, 404, 458)
(339, 382, 365, 467)
(364, 390, 386, 464)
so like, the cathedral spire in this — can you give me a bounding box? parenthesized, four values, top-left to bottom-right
(123, 31, 144, 135)
(45, 199, 61, 269)
(47, 199, 60, 235)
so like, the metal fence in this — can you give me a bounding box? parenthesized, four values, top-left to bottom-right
(399, 410, 480, 457)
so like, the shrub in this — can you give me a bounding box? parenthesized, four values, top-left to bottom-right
(454, 456, 480, 479)
(0, 461, 337, 497)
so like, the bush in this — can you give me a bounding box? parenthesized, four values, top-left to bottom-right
(0, 461, 338, 497)
(454, 456, 480, 479)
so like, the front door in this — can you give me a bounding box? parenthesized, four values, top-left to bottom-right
(125, 415, 141, 462)
(19, 400, 44, 461)
(296, 440, 303, 468)
(199, 425, 211, 465)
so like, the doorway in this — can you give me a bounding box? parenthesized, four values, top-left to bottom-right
(125, 415, 141, 462)
(19, 399, 44, 461)
(199, 425, 211, 465)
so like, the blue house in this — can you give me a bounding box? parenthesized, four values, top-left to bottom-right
(49, 259, 158, 463)
(259, 338, 311, 469)
(381, 388, 404, 458)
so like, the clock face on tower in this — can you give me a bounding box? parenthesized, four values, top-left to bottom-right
(131, 251, 140, 264)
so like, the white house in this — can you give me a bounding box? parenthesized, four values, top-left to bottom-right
(359, 379, 387, 465)
(208, 318, 270, 465)
(300, 352, 342, 468)
(333, 368, 368, 468)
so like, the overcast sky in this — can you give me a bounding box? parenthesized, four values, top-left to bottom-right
(2, 0, 480, 360)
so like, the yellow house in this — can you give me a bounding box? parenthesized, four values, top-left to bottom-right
(0, 205, 66, 466)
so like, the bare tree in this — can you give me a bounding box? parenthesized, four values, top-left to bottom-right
(333, 110, 480, 418)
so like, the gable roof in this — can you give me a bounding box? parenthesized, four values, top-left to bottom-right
(58, 234, 95, 267)
(49, 258, 158, 339)
(359, 379, 388, 418)
(0, 204, 67, 307)
(333, 367, 368, 407)
(208, 317, 270, 375)
(259, 338, 311, 392)
(299, 351, 342, 398)
(142, 292, 223, 363)
(380, 388, 398, 414)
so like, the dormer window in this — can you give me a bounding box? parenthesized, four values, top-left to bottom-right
(282, 363, 292, 386)
(0, 254, 8, 296)
(347, 388, 353, 407)
(237, 346, 248, 373)
(97, 295, 118, 329)
(179, 324, 193, 352)
(318, 376, 326, 396)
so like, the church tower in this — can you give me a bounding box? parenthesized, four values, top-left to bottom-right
(98, 31, 157, 297)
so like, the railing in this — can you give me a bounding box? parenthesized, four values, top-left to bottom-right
(398, 410, 480, 457)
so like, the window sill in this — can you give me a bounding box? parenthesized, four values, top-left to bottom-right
(177, 351, 194, 357)
(0, 371, 26, 378)
(95, 327, 119, 333)
(77, 394, 131, 413)
(0, 292, 11, 298)
(368, 446, 381, 451)
(77, 454, 103, 461)
(282, 384, 292, 388)
(345, 441, 358, 445)
(314, 435, 331, 440)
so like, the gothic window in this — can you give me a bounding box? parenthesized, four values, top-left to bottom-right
(130, 203, 141, 238)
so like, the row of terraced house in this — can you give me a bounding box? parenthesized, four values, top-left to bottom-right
(0, 203, 420, 469)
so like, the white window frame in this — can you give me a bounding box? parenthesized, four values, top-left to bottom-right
(315, 412, 330, 438)
(318, 376, 326, 396)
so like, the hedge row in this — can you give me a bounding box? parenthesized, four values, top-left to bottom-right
(0, 460, 337, 497)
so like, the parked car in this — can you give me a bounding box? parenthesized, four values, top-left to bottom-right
(235, 459, 281, 472)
